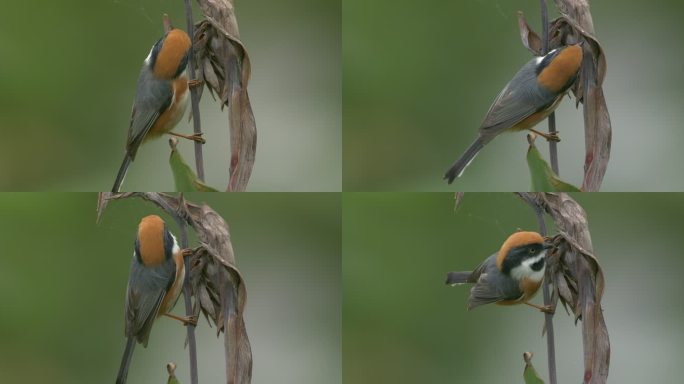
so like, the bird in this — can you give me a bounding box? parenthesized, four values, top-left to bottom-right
(116, 215, 196, 384)
(112, 28, 204, 192)
(445, 231, 553, 313)
(444, 44, 583, 183)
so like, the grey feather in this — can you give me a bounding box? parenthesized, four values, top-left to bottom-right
(124, 250, 176, 346)
(125, 69, 173, 159)
(447, 253, 524, 310)
(479, 59, 557, 139)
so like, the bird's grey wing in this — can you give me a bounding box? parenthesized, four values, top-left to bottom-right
(467, 272, 507, 310)
(465, 254, 506, 309)
(124, 254, 176, 346)
(479, 59, 556, 135)
(125, 69, 173, 158)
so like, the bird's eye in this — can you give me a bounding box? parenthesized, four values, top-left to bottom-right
(529, 248, 536, 254)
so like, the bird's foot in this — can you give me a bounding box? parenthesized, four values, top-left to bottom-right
(164, 313, 198, 326)
(188, 78, 203, 88)
(539, 305, 555, 314)
(525, 301, 555, 314)
(528, 128, 560, 142)
(169, 131, 206, 144)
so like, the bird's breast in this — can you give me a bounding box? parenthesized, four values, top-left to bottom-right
(509, 94, 564, 132)
(158, 250, 186, 316)
(519, 276, 543, 301)
(147, 75, 190, 139)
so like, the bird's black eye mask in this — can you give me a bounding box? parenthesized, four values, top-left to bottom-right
(500, 243, 546, 275)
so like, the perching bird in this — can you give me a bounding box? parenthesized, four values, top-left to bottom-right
(116, 215, 195, 384)
(445, 231, 553, 313)
(112, 29, 204, 192)
(444, 44, 583, 183)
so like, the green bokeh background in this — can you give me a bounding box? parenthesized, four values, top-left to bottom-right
(343, 192, 684, 383)
(343, 0, 684, 191)
(0, 0, 341, 191)
(0, 193, 341, 383)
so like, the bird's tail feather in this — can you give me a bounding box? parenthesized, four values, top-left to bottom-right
(445, 271, 475, 285)
(116, 337, 136, 384)
(444, 137, 486, 184)
(112, 155, 132, 193)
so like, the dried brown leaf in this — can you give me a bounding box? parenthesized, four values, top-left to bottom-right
(187, 204, 252, 384)
(535, 193, 610, 384)
(194, 0, 257, 192)
(552, 1, 610, 191)
(517, 12, 542, 55)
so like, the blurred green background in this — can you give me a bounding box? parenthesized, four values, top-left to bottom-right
(343, 192, 684, 383)
(343, 0, 684, 191)
(0, 193, 340, 383)
(0, 0, 340, 191)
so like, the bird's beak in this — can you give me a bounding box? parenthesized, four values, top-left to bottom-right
(543, 243, 553, 250)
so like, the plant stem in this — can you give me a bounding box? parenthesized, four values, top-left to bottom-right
(184, 0, 205, 181)
(540, 0, 560, 176)
(517, 192, 557, 384)
(179, 216, 199, 384)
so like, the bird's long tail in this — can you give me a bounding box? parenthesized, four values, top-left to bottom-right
(443, 137, 486, 184)
(445, 271, 475, 285)
(112, 154, 132, 193)
(116, 337, 136, 384)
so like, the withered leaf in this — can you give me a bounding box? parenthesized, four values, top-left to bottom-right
(517, 12, 542, 55)
(194, 0, 257, 192)
(525, 193, 610, 384)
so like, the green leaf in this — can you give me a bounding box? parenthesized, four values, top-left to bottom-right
(523, 353, 545, 384)
(169, 141, 219, 192)
(527, 140, 581, 192)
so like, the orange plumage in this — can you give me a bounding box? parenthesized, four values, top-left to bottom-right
(137, 215, 167, 266)
(496, 231, 545, 271)
(537, 45, 583, 92)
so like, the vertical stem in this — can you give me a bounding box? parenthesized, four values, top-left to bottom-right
(541, 261, 557, 384)
(179, 217, 199, 384)
(540, 0, 549, 53)
(520, 192, 557, 384)
(540, 0, 560, 175)
(184, 0, 206, 181)
(548, 113, 559, 175)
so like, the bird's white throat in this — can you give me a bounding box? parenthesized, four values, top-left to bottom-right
(510, 250, 546, 282)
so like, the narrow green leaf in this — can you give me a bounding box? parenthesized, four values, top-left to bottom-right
(527, 140, 581, 192)
(522, 352, 545, 384)
(169, 141, 219, 192)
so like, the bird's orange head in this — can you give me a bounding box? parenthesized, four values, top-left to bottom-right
(136, 215, 177, 266)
